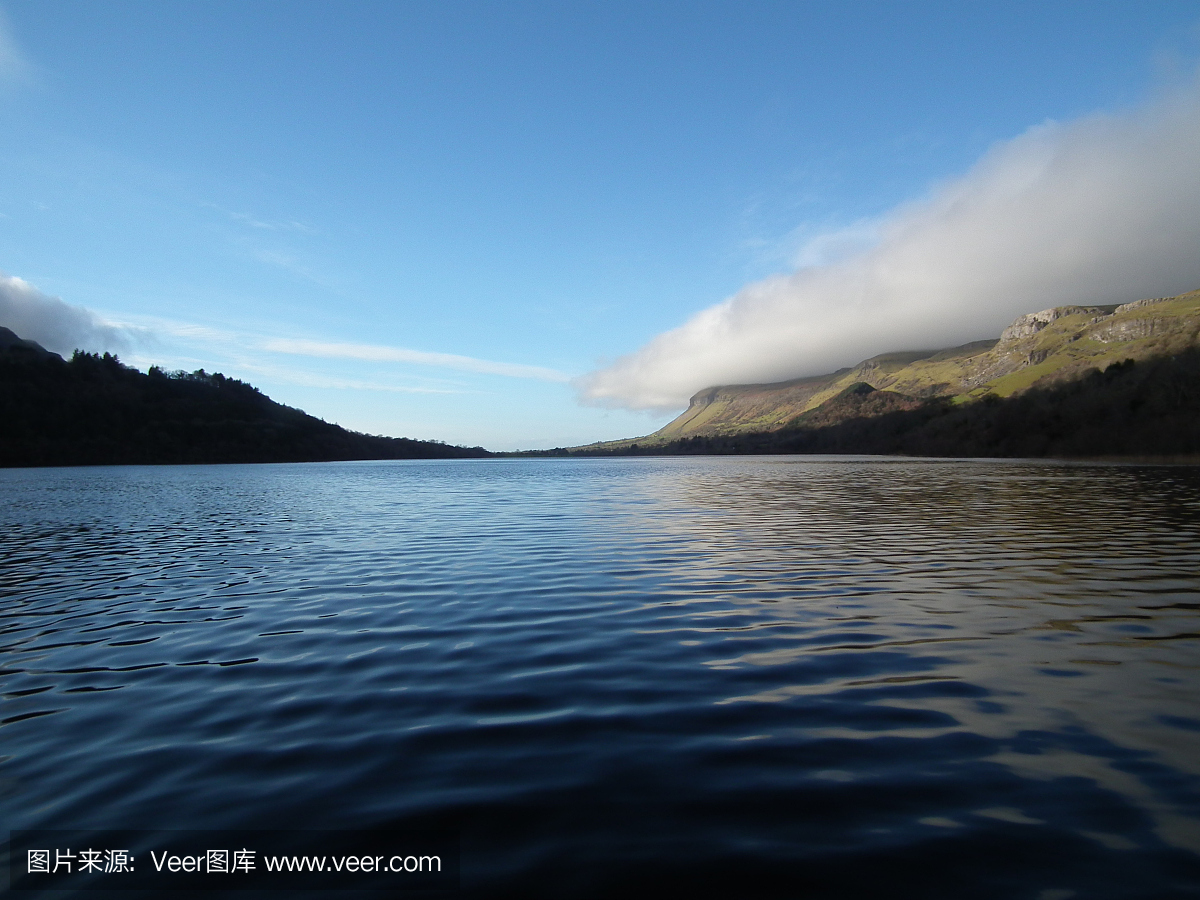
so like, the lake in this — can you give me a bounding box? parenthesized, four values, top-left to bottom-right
(2, 457, 1199, 897)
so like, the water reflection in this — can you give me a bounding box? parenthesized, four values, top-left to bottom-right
(652, 458, 1200, 853)
(1, 458, 1198, 895)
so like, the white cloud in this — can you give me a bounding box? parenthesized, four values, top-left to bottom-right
(0, 272, 141, 355)
(252, 249, 321, 281)
(262, 337, 570, 382)
(211, 361, 466, 395)
(110, 314, 570, 383)
(202, 202, 316, 233)
(790, 220, 882, 269)
(578, 84, 1200, 411)
(0, 279, 567, 387)
(231, 213, 313, 232)
(0, 9, 32, 89)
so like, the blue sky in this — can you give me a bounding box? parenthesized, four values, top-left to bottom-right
(2, 2, 1199, 449)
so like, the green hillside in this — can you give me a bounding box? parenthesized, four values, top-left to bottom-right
(542, 349, 1200, 461)
(583, 288, 1200, 450)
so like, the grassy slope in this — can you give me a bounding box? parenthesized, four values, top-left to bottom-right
(560, 348, 1200, 460)
(600, 289, 1200, 448)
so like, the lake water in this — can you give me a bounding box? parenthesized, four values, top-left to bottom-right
(2, 456, 1200, 898)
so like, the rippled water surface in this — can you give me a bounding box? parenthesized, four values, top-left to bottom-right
(3, 457, 1200, 897)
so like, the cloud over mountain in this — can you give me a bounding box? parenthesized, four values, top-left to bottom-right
(0, 273, 135, 356)
(577, 84, 1200, 411)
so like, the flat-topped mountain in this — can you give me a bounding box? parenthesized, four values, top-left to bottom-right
(0, 338, 491, 466)
(597, 288, 1200, 448)
(531, 288, 1200, 460)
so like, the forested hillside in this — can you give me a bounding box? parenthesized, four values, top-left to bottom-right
(0, 332, 490, 466)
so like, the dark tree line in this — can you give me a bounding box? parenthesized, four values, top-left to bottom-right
(532, 350, 1200, 459)
(0, 349, 491, 466)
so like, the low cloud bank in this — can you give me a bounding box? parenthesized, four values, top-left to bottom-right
(578, 85, 1200, 411)
(0, 273, 135, 356)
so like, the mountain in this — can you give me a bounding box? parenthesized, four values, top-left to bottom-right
(559, 348, 1200, 459)
(0, 336, 491, 466)
(0, 326, 58, 358)
(526, 288, 1200, 460)
(580, 288, 1200, 450)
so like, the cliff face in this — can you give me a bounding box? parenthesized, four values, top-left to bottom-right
(640, 288, 1200, 443)
(653, 371, 846, 439)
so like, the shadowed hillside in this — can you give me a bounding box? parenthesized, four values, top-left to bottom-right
(0, 330, 491, 466)
(546, 349, 1200, 460)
